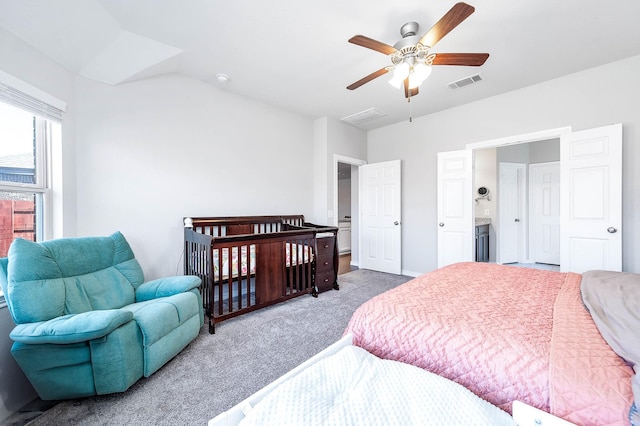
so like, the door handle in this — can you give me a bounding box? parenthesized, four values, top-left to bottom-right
(607, 227, 618, 233)
(439, 222, 445, 227)
(394, 221, 400, 225)
(514, 218, 520, 222)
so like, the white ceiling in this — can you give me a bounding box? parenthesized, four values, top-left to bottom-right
(1, 0, 639, 130)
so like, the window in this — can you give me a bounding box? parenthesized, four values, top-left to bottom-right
(0, 74, 64, 301)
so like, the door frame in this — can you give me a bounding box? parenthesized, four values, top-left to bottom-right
(333, 155, 366, 266)
(466, 127, 572, 151)
(466, 126, 572, 265)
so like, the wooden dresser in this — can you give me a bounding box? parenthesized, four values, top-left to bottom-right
(303, 222, 339, 293)
(315, 232, 339, 292)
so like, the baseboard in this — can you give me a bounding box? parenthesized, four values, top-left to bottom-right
(401, 269, 422, 278)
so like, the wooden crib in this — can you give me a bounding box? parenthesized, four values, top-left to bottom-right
(184, 215, 338, 333)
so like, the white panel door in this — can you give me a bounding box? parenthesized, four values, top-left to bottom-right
(530, 162, 560, 265)
(498, 163, 525, 264)
(560, 124, 622, 273)
(359, 160, 402, 274)
(437, 150, 473, 267)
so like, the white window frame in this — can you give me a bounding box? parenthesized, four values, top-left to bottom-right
(0, 116, 51, 241)
(0, 70, 66, 303)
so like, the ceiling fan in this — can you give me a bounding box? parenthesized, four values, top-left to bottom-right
(347, 2, 489, 99)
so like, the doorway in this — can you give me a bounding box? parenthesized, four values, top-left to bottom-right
(336, 161, 353, 254)
(333, 155, 366, 269)
(336, 161, 354, 273)
(438, 125, 622, 272)
(475, 139, 560, 265)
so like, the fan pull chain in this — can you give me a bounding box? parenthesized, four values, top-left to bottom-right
(408, 96, 412, 123)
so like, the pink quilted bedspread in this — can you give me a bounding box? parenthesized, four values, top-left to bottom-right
(344, 262, 633, 424)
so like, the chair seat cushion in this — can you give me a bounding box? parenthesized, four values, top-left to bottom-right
(122, 292, 200, 346)
(10, 309, 133, 344)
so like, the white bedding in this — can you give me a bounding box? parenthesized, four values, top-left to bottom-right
(238, 345, 516, 425)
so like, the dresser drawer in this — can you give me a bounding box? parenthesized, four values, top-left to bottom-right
(315, 269, 336, 291)
(316, 237, 335, 257)
(316, 257, 334, 274)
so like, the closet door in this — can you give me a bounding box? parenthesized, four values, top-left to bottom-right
(530, 162, 560, 265)
(560, 124, 622, 272)
(437, 150, 473, 267)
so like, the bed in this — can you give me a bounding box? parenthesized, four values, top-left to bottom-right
(209, 334, 575, 426)
(208, 334, 514, 425)
(344, 262, 639, 425)
(184, 215, 338, 333)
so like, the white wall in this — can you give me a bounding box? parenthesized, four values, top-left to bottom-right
(325, 117, 367, 221)
(74, 74, 316, 279)
(474, 148, 496, 219)
(313, 117, 366, 263)
(368, 54, 640, 274)
(529, 139, 560, 163)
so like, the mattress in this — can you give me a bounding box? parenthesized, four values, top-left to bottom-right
(237, 344, 516, 425)
(203, 243, 313, 312)
(199, 242, 313, 280)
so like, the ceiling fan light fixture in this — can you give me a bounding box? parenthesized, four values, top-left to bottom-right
(388, 74, 405, 89)
(348, 3, 488, 99)
(393, 62, 410, 80)
(408, 73, 421, 90)
(413, 62, 432, 81)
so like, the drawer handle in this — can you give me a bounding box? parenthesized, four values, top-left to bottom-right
(324, 261, 329, 266)
(323, 244, 329, 248)
(324, 278, 329, 282)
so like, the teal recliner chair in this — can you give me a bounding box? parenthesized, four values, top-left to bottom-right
(0, 232, 204, 400)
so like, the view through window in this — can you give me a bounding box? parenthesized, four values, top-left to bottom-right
(0, 78, 62, 301)
(0, 102, 41, 257)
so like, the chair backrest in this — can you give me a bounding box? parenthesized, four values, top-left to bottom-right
(4, 232, 144, 324)
(0, 257, 10, 313)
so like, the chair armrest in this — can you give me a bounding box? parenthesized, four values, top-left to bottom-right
(135, 275, 201, 302)
(9, 309, 133, 345)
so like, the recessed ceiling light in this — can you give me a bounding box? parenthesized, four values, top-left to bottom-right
(216, 73, 230, 84)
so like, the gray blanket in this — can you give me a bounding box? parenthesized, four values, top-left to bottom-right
(581, 270, 640, 425)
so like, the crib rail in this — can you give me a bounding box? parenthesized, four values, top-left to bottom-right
(185, 223, 317, 334)
(188, 215, 305, 237)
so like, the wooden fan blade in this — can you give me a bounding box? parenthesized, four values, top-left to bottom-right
(403, 79, 419, 98)
(432, 53, 489, 66)
(347, 67, 389, 90)
(419, 2, 475, 48)
(349, 35, 397, 55)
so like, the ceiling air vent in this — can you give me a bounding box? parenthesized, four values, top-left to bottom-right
(341, 108, 386, 126)
(447, 73, 484, 90)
